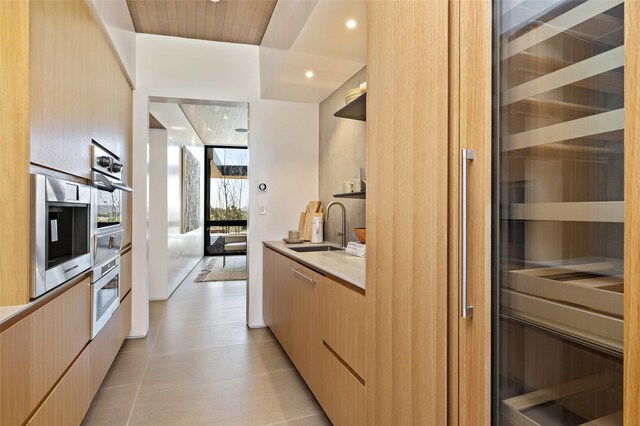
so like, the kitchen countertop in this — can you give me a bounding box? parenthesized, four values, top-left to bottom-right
(0, 304, 30, 325)
(263, 241, 365, 290)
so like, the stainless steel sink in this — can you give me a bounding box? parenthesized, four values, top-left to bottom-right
(289, 246, 344, 253)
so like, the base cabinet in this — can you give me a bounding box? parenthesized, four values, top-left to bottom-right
(89, 291, 129, 397)
(28, 347, 91, 426)
(320, 343, 366, 426)
(264, 246, 366, 425)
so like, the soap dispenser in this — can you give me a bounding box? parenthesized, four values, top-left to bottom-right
(311, 216, 324, 244)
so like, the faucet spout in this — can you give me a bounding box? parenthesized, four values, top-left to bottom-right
(326, 201, 347, 248)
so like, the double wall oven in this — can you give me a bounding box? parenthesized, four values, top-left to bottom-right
(30, 141, 132, 338)
(89, 142, 132, 338)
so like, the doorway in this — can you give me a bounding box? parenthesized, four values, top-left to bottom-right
(204, 146, 249, 266)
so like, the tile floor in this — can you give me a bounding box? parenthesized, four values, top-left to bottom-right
(82, 257, 331, 426)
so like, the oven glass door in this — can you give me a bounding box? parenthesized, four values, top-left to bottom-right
(95, 187, 121, 228)
(96, 274, 119, 319)
(92, 265, 120, 338)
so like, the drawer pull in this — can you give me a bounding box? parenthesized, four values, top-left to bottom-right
(291, 268, 315, 284)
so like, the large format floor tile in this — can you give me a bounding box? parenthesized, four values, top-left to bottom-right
(128, 369, 323, 426)
(151, 322, 275, 357)
(84, 258, 324, 425)
(82, 383, 138, 426)
(139, 340, 293, 395)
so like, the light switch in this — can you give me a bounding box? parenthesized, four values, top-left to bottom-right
(259, 204, 266, 215)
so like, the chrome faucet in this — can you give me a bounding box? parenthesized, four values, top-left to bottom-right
(326, 201, 347, 247)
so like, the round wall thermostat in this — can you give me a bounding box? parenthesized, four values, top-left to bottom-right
(258, 183, 267, 192)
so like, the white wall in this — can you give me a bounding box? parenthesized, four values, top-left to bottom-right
(132, 34, 318, 334)
(148, 129, 168, 300)
(148, 103, 205, 300)
(86, 0, 136, 86)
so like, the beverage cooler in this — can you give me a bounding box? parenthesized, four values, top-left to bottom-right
(493, 1, 624, 424)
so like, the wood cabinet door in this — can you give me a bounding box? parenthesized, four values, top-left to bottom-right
(319, 277, 366, 381)
(272, 252, 292, 349)
(120, 248, 133, 300)
(120, 291, 132, 340)
(449, 0, 492, 424)
(1, 318, 31, 426)
(28, 346, 90, 426)
(29, 0, 92, 179)
(288, 262, 320, 395)
(89, 302, 123, 397)
(30, 278, 91, 409)
(366, 0, 450, 424)
(262, 248, 274, 327)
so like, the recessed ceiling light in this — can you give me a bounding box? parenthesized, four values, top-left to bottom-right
(305, 70, 314, 78)
(207, 127, 211, 131)
(346, 19, 357, 29)
(170, 126, 185, 130)
(223, 115, 228, 119)
(209, 0, 220, 3)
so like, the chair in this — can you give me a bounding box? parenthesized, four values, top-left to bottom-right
(223, 234, 247, 267)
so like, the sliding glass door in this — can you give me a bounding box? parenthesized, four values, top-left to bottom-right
(494, 1, 624, 424)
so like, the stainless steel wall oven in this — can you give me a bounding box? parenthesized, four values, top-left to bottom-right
(31, 174, 92, 299)
(91, 142, 132, 265)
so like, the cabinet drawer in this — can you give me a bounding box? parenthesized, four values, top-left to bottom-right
(30, 277, 91, 408)
(263, 247, 274, 327)
(120, 291, 132, 340)
(89, 301, 123, 397)
(28, 346, 91, 426)
(120, 248, 132, 300)
(320, 276, 366, 380)
(1, 318, 31, 426)
(320, 343, 366, 426)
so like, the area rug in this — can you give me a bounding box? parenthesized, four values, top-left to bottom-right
(195, 256, 247, 282)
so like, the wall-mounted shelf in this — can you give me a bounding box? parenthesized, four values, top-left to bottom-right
(334, 93, 366, 121)
(333, 191, 366, 199)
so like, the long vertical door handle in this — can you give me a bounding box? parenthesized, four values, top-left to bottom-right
(461, 149, 474, 318)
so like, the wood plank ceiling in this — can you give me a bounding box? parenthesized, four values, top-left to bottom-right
(126, 0, 278, 45)
(180, 103, 248, 146)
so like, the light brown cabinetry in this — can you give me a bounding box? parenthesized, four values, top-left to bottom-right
(270, 252, 321, 394)
(29, 0, 132, 179)
(319, 276, 366, 380)
(320, 343, 366, 426)
(287, 261, 321, 394)
(29, 277, 91, 409)
(264, 246, 367, 425)
(28, 347, 91, 426)
(120, 248, 133, 300)
(120, 290, 132, 340)
(1, 0, 133, 308)
(262, 248, 274, 327)
(89, 292, 127, 397)
(0, 318, 31, 426)
(271, 251, 292, 346)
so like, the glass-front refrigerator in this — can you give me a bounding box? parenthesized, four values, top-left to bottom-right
(494, 1, 624, 424)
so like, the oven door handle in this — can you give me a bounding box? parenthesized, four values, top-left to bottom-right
(111, 181, 133, 193)
(92, 174, 116, 193)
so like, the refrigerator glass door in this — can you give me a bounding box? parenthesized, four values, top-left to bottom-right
(494, 1, 624, 424)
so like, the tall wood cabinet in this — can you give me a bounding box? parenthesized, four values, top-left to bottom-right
(0, 0, 133, 306)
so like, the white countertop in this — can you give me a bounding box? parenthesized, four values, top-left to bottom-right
(263, 241, 365, 290)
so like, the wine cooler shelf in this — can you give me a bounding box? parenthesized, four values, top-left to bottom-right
(502, 261, 623, 354)
(502, 373, 622, 426)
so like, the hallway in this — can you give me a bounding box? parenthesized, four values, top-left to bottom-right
(82, 258, 330, 425)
